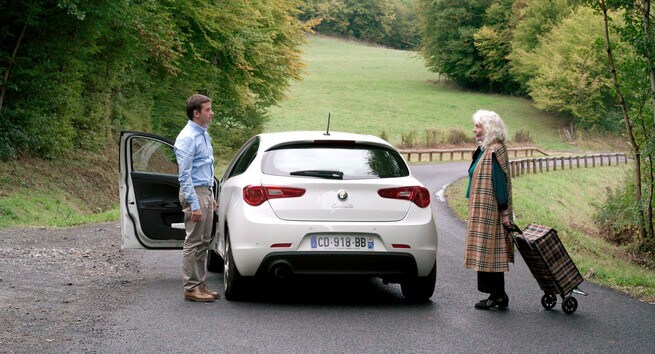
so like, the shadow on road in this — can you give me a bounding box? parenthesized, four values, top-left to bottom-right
(221, 276, 437, 308)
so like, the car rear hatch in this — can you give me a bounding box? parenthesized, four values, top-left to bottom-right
(258, 176, 415, 222)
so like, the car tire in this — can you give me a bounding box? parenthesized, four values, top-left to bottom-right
(401, 261, 436, 302)
(223, 230, 243, 301)
(207, 249, 224, 273)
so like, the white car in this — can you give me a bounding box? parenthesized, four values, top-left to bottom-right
(119, 130, 438, 302)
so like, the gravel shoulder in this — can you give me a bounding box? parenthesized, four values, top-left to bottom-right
(0, 222, 142, 352)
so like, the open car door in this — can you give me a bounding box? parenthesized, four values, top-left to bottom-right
(119, 131, 218, 249)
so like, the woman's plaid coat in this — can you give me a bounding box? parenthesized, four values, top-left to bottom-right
(465, 143, 514, 272)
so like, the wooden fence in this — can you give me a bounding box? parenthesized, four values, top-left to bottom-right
(509, 152, 629, 178)
(398, 147, 547, 162)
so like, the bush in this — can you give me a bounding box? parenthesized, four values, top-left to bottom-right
(595, 178, 641, 246)
(513, 129, 533, 144)
(446, 128, 470, 145)
(401, 130, 418, 148)
(424, 128, 443, 147)
(379, 129, 389, 142)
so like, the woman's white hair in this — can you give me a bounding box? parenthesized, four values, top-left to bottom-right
(472, 109, 508, 148)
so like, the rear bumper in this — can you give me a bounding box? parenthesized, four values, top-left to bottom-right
(225, 200, 438, 277)
(255, 251, 418, 281)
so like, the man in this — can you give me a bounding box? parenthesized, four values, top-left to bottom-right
(174, 93, 220, 302)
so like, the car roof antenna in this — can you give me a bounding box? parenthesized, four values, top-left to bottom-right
(324, 112, 331, 136)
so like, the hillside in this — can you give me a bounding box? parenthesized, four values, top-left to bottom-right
(267, 35, 621, 151)
(0, 35, 622, 228)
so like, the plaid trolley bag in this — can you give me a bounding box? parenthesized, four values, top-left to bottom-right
(507, 223, 587, 314)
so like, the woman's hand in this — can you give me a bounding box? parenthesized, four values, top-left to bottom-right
(501, 212, 510, 228)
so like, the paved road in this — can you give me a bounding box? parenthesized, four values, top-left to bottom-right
(101, 162, 655, 353)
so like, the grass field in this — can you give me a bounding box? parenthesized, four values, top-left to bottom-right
(268, 35, 575, 151)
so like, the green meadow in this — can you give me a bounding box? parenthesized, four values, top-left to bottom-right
(268, 35, 570, 150)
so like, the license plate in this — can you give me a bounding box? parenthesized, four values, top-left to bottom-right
(310, 235, 374, 250)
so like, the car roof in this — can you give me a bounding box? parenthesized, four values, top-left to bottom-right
(255, 131, 395, 150)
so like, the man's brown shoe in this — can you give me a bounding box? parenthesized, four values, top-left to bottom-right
(200, 283, 221, 299)
(184, 287, 215, 302)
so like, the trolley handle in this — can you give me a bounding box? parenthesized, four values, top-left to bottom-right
(504, 222, 523, 235)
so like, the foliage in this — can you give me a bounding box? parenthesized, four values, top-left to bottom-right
(473, 0, 523, 93)
(424, 128, 443, 147)
(523, 7, 624, 130)
(418, 0, 494, 89)
(400, 129, 418, 147)
(445, 128, 470, 145)
(300, 0, 420, 49)
(595, 175, 641, 245)
(379, 129, 389, 142)
(584, 0, 655, 248)
(508, 0, 573, 90)
(513, 129, 533, 143)
(0, 0, 307, 160)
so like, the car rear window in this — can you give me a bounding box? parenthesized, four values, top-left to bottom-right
(261, 142, 410, 179)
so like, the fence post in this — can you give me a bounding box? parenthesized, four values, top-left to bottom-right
(576, 156, 580, 168)
(584, 155, 588, 168)
(600, 154, 604, 166)
(568, 156, 572, 169)
(608, 154, 612, 166)
(539, 158, 543, 173)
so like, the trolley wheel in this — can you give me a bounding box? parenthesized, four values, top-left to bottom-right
(541, 293, 557, 310)
(562, 296, 578, 314)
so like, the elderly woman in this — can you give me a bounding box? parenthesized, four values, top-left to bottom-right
(465, 110, 514, 310)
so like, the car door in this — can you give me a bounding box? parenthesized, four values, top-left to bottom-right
(119, 131, 218, 249)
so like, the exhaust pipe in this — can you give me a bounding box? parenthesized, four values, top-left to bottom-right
(270, 261, 292, 280)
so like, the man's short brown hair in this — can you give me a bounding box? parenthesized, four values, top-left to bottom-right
(186, 94, 212, 120)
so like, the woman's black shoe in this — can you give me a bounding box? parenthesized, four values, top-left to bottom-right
(474, 298, 495, 309)
(497, 293, 509, 309)
(474, 294, 509, 310)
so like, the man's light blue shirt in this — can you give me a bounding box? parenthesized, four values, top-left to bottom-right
(174, 120, 215, 210)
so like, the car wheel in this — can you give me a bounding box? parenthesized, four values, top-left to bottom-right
(401, 262, 436, 302)
(223, 230, 243, 300)
(207, 249, 224, 273)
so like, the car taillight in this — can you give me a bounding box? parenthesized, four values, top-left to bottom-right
(377, 186, 430, 208)
(243, 185, 306, 206)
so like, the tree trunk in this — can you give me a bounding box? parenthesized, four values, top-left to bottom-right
(640, 0, 655, 240)
(0, 22, 27, 114)
(642, 0, 655, 136)
(599, 0, 647, 240)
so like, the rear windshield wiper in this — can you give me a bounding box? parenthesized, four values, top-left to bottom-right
(289, 170, 344, 180)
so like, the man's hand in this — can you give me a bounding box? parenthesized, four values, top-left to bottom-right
(212, 199, 217, 212)
(191, 209, 203, 222)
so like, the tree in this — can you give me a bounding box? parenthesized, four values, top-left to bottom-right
(0, 0, 307, 160)
(588, 0, 655, 245)
(521, 7, 622, 131)
(508, 0, 573, 91)
(300, 0, 407, 48)
(418, 0, 494, 88)
(473, 0, 522, 93)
